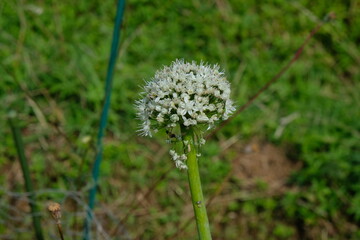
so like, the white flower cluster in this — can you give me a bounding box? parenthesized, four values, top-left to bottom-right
(169, 150, 188, 170)
(136, 59, 235, 137)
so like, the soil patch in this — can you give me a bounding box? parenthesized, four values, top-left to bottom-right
(231, 139, 301, 192)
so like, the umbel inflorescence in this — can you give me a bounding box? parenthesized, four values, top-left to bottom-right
(136, 59, 235, 169)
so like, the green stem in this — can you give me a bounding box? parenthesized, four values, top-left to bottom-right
(8, 112, 44, 240)
(182, 126, 212, 240)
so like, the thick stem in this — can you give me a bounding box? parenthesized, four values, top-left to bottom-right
(182, 127, 212, 240)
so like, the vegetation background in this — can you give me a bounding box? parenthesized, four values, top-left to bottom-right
(1, 0, 359, 239)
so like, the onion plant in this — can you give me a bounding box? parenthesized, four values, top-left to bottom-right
(136, 60, 235, 239)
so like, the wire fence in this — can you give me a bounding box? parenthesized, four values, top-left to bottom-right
(0, 187, 131, 240)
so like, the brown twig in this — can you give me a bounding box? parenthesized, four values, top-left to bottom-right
(206, 169, 234, 208)
(206, 13, 335, 140)
(48, 202, 65, 240)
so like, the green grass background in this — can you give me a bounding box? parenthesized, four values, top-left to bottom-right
(1, 0, 359, 239)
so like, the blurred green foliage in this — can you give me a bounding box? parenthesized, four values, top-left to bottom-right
(1, 0, 359, 239)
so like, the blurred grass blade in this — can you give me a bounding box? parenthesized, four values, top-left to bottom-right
(8, 111, 44, 240)
(83, 0, 126, 239)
